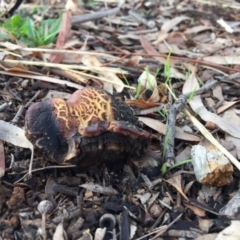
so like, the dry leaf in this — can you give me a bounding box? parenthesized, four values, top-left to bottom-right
(53, 222, 65, 240)
(0, 120, 33, 150)
(0, 120, 34, 174)
(0, 52, 7, 61)
(169, 67, 186, 80)
(161, 16, 190, 33)
(176, 146, 191, 163)
(152, 32, 168, 45)
(50, 11, 72, 63)
(0, 69, 83, 89)
(166, 32, 189, 47)
(139, 35, 166, 64)
(203, 56, 240, 64)
(134, 192, 151, 205)
(186, 111, 240, 170)
(198, 219, 214, 233)
(139, 117, 201, 142)
(137, 69, 160, 102)
(123, 56, 142, 67)
(184, 25, 215, 35)
(165, 174, 188, 200)
(184, 202, 206, 217)
(184, 180, 195, 195)
(139, 35, 187, 80)
(222, 109, 240, 128)
(212, 85, 224, 102)
(0, 41, 21, 51)
(132, 155, 159, 169)
(217, 101, 240, 114)
(126, 98, 159, 109)
(138, 70, 158, 90)
(80, 183, 118, 195)
(81, 55, 124, 93)
(183, 72, 240, 138)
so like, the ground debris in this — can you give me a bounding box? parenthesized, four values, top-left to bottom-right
(1, 0, 240, 239)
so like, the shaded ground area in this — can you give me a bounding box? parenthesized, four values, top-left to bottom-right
(1, 0, 240, 239)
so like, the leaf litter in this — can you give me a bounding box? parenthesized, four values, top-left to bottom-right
(1, 0, 240, 239)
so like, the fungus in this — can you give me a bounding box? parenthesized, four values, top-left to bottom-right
(37, 200, 54, 240)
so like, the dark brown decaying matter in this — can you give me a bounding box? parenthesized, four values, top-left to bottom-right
(25, 87, 150, 166)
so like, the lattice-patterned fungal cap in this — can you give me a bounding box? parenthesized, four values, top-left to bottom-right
(25, 87, 150, 166)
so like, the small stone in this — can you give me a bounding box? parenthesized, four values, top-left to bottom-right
(191, 144, 233, 187)
(21, 80, 29, 89)
(149, 203, 163, 218)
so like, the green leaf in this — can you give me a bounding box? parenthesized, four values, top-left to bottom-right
(43, 19, 61, 42)
(121, 71, 130, 86)
(35, 17, 61, 45)
(169, 159, 192, 170)
(34, 30, 44, 46)
(23, 17, 36, 41)
(135, 81, 142, 99)
(187, 87, 197, 103)
(0, 15, 23, 38)
(164, 50, 172, 84)
(11, 14, 23, 29)
(0, 13, 61, 47)
(161, 163, 168, 175)
(161, 159, 192, 175)
(157, 109, 167, 122)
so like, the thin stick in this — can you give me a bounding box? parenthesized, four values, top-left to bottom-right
(71, 6, 121, 24)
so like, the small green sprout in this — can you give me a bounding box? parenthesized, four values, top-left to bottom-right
(161, 159, 192, 175)
(157, 109, 167, 122)
(154, 67, 161, 78)
(187, 87, 197, 103)
(135, 81, 142, 99)
(196, 76, 204, 86)
(164, 50, 172, 84)
(121, 72, 130, 86)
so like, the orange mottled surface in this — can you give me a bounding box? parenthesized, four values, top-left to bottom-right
(25, 87, 150, 166)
